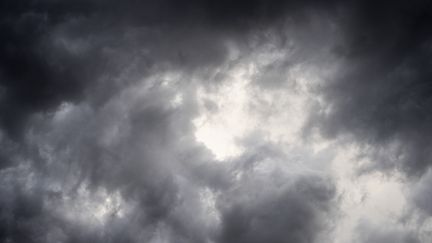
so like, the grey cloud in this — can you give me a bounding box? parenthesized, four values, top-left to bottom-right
(0, 80, 212, 242)
(216, 145, 337, 243)
(0, 73, 339, 242)
(0, 0, 334, 140)
(306, 0, 432, 177)
(217, 172, 336, 243)
(410, 170, 432, 217)
(300, 2, 432, 229)
(354, 220, 420, 243)
(5, 0, 431, 242)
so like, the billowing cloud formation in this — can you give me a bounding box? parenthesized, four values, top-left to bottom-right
(1, 0, 432, 243)
(0, 75, 337, 242)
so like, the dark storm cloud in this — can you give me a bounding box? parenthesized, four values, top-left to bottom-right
(0, 0, 340, 140)
(0, 1, 343, 240)
(300, 2, 432, 238)
(0, 79, 211, 242)
(0, 1, 100, 138)
(0, 0, 218, 138)
(8, 0, 432, 242)
(306, 0, 432, 177)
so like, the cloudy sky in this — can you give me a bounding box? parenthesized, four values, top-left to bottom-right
(1, 0, 432, 242)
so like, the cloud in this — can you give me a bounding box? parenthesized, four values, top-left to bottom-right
(354, 220, 420, 243)
(2, 0, 432, 242)
(0, 0, 339, 140)
(0, 65, 338, 242)
(0, 0, 347, 139)
(306, 0, 432, 176)
(217, 170, 336, 243)
(409, 169, 432, 218)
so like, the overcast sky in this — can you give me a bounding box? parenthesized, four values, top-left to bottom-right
(1, 0, 432, 242)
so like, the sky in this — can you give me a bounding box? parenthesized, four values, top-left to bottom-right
(0, 0, 432, 242)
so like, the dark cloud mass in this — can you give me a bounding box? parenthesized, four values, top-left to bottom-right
(308, 0, 432, 176)
(217, 172, 336, 243)
(1, 0, 432, 242)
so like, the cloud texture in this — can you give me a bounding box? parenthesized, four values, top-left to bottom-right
(1, 0, 432, 242)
